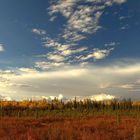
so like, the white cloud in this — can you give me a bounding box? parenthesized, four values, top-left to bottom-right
(35, 61, 65, 70)
(105, 42, 117, 47)
(60, 49, 72, 56)
(32, 33, 87, 66)
(119, 16, 129, 20)
(57, 44, 70, 51)
(48, 0, 77, 18)
(28, 94, 64, 101)
(118, 84, 134, 89)
(60, 47, 87, 56)
(66, 6, 103, 33)
(18, 68, 37, 74)
(113, 0, 127, 4)
(90, 93, 115, 101)
(0, 72, 34, 88)
(81, 48, 114, 60)
(47, 53, 65, 62)
(37, 34, 88, 63)
(32, 28, 46, 35)
(43, 36, 61, 48)
(92, 48, 114, 60)
(62, 30, 86, 42)
(120, 24, 129, 30)
(0, 44, 5, 52)
(0, 94, 12, 101)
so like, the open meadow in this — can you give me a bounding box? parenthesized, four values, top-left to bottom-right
(1, 99, 140, 140)
(0, 115, 140, 140)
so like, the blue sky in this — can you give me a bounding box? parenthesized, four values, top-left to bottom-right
(0, 0, 140, 100)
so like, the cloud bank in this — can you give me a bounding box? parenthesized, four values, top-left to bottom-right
(0, 60, 140, 100)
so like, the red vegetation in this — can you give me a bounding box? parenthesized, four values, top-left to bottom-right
(0, 116, 140, 140)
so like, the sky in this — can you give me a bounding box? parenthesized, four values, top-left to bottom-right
(0, 0, 140, 100)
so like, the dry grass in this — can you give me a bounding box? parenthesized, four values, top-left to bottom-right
(0, 115, 140, 140)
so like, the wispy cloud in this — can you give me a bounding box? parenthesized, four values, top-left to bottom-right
(31, 0, 127, 70)
(49, 0, 127, 42)
(62, 6, 103, 42)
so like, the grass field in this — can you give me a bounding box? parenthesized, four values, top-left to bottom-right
(1, 99, 140, 140)
(0, 115, 140, 140)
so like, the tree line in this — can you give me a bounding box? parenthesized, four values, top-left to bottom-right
(0, 98, 140, 117)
